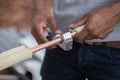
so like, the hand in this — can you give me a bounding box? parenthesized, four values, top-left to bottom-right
(31, 10, 61, 48)
(69, 6, 120, 42)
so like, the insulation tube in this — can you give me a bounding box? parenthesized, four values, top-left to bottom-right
(0, 46, 32, 71)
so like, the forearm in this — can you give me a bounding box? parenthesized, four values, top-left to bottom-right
(33, 0, 48, 13)
(34, 0, 48, 11)
(46, 0, 53, 13)
(110, 1, 120, 22)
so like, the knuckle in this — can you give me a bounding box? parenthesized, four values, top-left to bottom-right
(92, 13, 101, 19)
(89, 14, 101, 25)
(87, 26, 94, 32)
(86, 25, 99, 38)
(86, 23, 97, 33)
(87, 27, 96, 35)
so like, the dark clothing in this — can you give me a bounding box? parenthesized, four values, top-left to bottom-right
(41, 42, 120, 80)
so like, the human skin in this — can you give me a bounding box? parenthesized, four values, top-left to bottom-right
(32, 0, 120, 45)
(69, 1, 120, 42)
(31, 0, 61, 45)
(0, 0, 32, 30)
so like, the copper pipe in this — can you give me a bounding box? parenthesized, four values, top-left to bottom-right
(30, 32, 77, 53)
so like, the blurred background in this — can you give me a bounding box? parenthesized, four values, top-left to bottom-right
(0, 0, 53, 80)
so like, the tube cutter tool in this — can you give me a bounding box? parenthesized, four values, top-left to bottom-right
(47, 25, 85, 51)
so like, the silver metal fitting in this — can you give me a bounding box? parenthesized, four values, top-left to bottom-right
(58, 32, 73, 51)
(46, 29, 73, 51)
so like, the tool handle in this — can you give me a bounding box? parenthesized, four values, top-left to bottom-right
(0, 46, 32, 71)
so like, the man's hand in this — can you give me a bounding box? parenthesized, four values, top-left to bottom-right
(69, 3, 120, 42)
(32, 11, 61, 44)
(31, 11, 61, 49)
(31, 0, 61, 49)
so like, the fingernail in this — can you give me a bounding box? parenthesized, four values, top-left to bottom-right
(69, 24, 74, 28)
(41, 23, 47, 27)
(55, 30, 62, 34)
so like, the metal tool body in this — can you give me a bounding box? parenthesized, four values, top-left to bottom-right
(46, 29, 73, 51)
(56, 32, 73, 51)
(31, 25, 85, 53)
(47, 25, 85, 51)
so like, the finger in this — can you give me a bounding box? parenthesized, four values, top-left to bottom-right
(31, 28, 42, 44)
(33, 20, 49, 43)
(82, 35, 95, 41)
(47, 16, 62, 34)
(74, 26, 89, 42)
(69, 14, 88, 29)
(77, 23, 98, 41)
(39, 19, 56, 49)
(46, 16, 61, 48)
(37, 24, 48, 43)
(32, 27, 57, 49)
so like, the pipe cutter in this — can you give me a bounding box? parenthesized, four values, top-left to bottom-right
(47, 25, 85, 51)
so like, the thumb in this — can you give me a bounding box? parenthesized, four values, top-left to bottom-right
(47, 16, 62, 34)
(69, 14, 88, 29)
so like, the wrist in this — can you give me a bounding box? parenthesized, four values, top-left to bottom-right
(33, 9, 50, 17)
(32, 0, 48, 15)
(111, 2, 120, 22)
(33, 5, 47, 13)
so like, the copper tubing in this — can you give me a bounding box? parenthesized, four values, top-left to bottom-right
(30, 32, 77, 53)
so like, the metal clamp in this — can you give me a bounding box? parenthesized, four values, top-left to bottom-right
(56, 32, 73, 51)
(46, 27, 73, 51)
